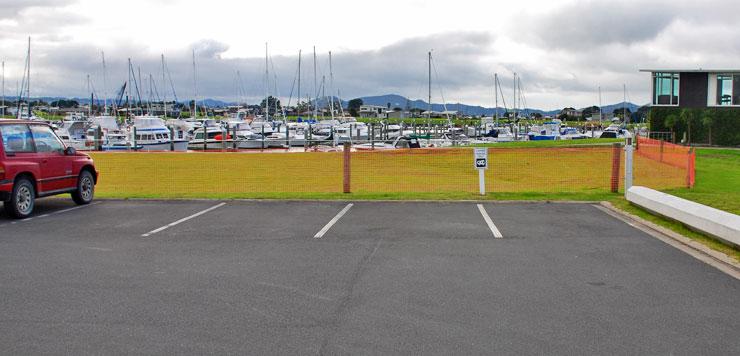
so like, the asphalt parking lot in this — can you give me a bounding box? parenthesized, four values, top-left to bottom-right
(1, 200, 738, 354)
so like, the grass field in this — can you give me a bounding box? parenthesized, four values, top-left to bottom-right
(663, 148, 740, 215)
(90, 145, 641, 199)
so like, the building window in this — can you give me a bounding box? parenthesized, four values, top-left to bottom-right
(653, 72, 679, 105)
(716, 74, 740, 106)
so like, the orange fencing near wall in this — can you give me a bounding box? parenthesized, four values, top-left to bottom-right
(89, 140, 695, 199)
(634, 136, 695, 189)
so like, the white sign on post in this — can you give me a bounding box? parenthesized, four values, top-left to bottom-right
(474, 148, 488, 169)
(474, 148, 488, 195)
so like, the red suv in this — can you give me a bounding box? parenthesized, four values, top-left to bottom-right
(0, 120, 98, 218)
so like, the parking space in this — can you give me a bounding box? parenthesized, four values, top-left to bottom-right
(0, 200, 738, 354)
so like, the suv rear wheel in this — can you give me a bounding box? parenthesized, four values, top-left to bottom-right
(71, 170, 94, 205)
(4, 177, 35, 219)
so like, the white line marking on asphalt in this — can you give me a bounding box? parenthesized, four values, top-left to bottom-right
(141, 202, 226, 237)
(1, 202, 100, 227)
(477, 204, 503, 238)
(314, 203, 353, 239)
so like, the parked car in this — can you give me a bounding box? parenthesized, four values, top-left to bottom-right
(0, 120, 98, 218)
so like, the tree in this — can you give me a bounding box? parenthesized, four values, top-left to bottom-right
(50, 99, 79, 108)
(259, 96, 281, 115)
(664, 114, 679, 143)
(581, 106, 600, 120)
(613, 107, 632, 120)
(348, 98, 363, 117)
(701, 109, 715, 146)
(680, 108, 695, 145)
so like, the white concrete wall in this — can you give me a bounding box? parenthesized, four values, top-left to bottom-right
(626, 186, 740, 247)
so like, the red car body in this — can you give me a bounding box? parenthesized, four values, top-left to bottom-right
(0, 120, 98, 218)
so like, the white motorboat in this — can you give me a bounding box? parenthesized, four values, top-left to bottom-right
(188, 126, 233, 150)
(354, 135, 423, 150)
(131, 115, 188, 151)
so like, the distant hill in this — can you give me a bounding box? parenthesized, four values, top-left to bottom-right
(10, 94, 644, 117)
(346, 94, 643, 117)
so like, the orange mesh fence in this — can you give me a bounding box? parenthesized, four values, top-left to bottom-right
(634, 136, 695, 189)
(90, 144, 637, 198)
(90, 151, 344, 198)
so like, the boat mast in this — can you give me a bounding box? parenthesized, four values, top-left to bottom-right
(623, 84, 627, 126)
(127, 58, 131, 121)
(192, 49, 197, 120)
(427, 51, 431, 121)
(265, 42, 269, 122)
(313, 46, 318, 121)
(513, 72, 517, 120)
(137, 66, 143, 115)
(86, 74, 92, 117)
(26, 37, 31, 119)
(598, 85, 602, 127)
(2, 61, 4, 117)
(328, 51, 333, 119)
(494, 73, 498, 125)
(101, 51, 109, 115)
(161, 54, 167, 119)
(297, 50, 301, 116)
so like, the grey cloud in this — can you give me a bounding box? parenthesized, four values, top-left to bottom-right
(0, 0, 75, 19)
(525, 1, 676, 50)
(24, 32, 498, 105)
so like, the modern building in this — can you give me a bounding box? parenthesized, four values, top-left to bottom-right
(640, 69, 740, 108)
(358, 105, 386, 118)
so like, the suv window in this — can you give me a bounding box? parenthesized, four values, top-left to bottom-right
(0, 124, 35, 153)
(30, 125, 65, 153)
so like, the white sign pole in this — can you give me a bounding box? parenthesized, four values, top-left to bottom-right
(624, 135, 633, 192)
(479, 169, 485, 195)
(474, 148, 488, 196)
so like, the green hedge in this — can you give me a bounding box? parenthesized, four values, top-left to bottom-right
(648, 107, 740, 146)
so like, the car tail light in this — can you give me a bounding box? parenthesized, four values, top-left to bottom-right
(0, 165, 4, 180)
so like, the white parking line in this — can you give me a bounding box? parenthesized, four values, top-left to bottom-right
(314, 203, 353, 239)
(477, 204, 503, 238)
(1, 202, 100, 227)
(141, 202, 226, 237)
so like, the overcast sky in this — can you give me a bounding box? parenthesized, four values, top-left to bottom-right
(0, 0, 737, 110)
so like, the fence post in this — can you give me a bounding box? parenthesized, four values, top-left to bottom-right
(232, 126, 237, 150)
(611, 142, 622, 193)
(659, 139, 664, 163)
(343, 142, 351, 193)
(261, 125, 265, 150)
(687, 147, 695, 188)
(95, 125, 102, 151)
(132, 126, 137, 151)
(624, 137, 633, 192)
(169, 126, 175, 151)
